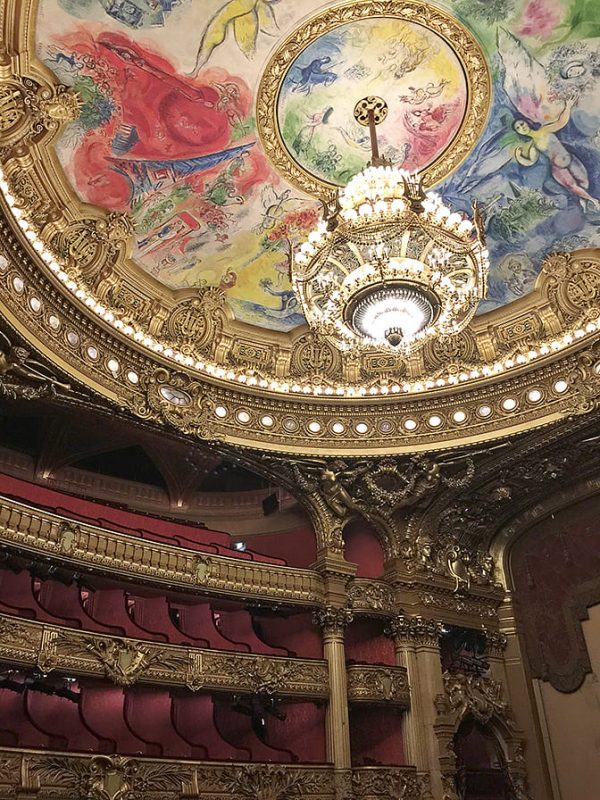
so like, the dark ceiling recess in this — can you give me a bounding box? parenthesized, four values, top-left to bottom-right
(199, 462, 272, 493)
(73, 446, 167, 490)
(0, 414, 47, 456)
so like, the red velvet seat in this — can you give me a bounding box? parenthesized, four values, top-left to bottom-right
(79, 684, 148, 754)
(213, 699, 294, 763)
(216, 608, 289, 656)
(128, 594, 201, 645)
(171, 694, 248, 761)
(0, 569, 65, 626)
(0, 688, 49, 748)
(26, 690, 102, 752)
(123, 687, 193, 758)
(173, 603, 249, 651)
(35, 580, 121, 635)
(85, 588, 162, 640)
(0, 474, 284, 565)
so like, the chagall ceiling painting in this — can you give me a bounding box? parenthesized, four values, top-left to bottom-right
(36, 0, 600, 330)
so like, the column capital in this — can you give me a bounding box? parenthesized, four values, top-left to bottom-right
(483, 628, 508, 657)
(313, 605, 354, 636)
(386, 613, 443, 647)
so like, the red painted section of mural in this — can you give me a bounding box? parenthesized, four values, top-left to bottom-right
(57, 30, 264, 209)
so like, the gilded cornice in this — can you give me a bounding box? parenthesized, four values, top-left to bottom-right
(0, 749, 422, 800)
(0, 494, 324, 605)
(346, 664, 410, 707)
(0, 614, 329, 697)
(346, 576, 502, 626)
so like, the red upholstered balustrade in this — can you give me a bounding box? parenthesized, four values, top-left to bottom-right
(0, 677, 327, 763)
(0, 566, 303, 654)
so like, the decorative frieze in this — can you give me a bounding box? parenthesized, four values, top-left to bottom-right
(0, 749, 423, 800)
(0, 615, 328, 699)
(347, 579, 395, 614)
(346, 665, 410, 707)
(351, 766, 421, 799)
(0, 750, 338, 800)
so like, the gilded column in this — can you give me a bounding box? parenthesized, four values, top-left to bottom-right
(388, 614, 444, 797)
(313, 605, 354, 772)
(498, 596, 557, 800)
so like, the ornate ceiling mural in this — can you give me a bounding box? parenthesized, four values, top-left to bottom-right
(0, 0, 596, 455)
(34, 0, 600, 332)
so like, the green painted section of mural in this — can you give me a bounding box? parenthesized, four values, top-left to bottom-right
(277, 17, 467, 186)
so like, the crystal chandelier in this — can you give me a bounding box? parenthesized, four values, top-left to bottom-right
(292, 97, 489, 353)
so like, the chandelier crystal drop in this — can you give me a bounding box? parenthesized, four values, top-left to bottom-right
(292, 97, 489, 353)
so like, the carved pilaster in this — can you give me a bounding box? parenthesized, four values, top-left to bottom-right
(313, 605, 353, 770)
(386, 614, 444, 795)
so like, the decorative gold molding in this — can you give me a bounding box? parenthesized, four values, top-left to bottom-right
(351, 766, 421, 800)
(346, 664, 410, 707)
(0, 614, 329, 698)
(347, 579, 396, 614)
(0, 749, 424, 800)
(0, 749, 344, 800)
(0, 494, 324, 605)
(0, 194, 597, 454)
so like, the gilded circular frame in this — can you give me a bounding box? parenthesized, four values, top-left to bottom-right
(257, 0, 492, 196)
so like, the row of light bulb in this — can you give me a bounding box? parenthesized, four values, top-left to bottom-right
(0, 171, 596, 398)
(339, 165, 414, 207)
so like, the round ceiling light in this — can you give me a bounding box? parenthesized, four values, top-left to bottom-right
(348, 283, 437, 347)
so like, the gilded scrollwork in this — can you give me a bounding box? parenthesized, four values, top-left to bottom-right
(438, 672, 508, 725)
(543, 251, 600, 321)
(144, 368, 220, 440)
(350, 767, 421, 800)
(346, 665, 410, 706)
(347, 579, 395, 613)
(563, 340, 600, 416)
(290, 332, 342, 380)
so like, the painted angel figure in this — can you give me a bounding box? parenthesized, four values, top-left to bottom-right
(456, 29, 600, 213)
